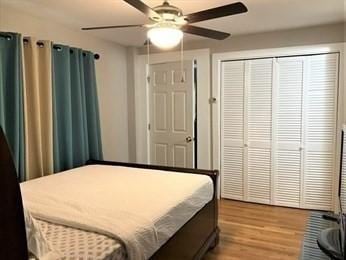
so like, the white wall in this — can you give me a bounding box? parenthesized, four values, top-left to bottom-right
(0, 5, 129, 162)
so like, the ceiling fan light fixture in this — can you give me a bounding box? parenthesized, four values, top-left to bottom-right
(147, 26, 183, 49)
(82, 0, 248, 43)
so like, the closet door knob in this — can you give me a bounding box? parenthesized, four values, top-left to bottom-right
(186, 136, 193, 143)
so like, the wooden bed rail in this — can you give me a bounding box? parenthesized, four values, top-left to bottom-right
(86, 159, 219, 196)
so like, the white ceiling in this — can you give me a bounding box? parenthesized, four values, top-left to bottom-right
(1, 0, 345, 46)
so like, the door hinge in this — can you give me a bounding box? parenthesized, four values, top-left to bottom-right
(147, 76, 151, 84)
(148, 123, 151, 130)
(209, 97, 217, 104)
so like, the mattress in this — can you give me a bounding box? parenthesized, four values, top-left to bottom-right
(36, 219, 125, 260)
(21, 165, 214, 259)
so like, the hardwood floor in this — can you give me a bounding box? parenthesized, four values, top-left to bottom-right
(205, 199, 310, 260)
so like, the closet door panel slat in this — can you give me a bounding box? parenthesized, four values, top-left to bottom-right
(274, 57, 304, 207)
(246, 59, 273, 204)
(302, 53, 339, 210)
(221, 61, 245, 199)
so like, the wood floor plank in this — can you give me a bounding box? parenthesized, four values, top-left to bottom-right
(205, 199, 310, 260)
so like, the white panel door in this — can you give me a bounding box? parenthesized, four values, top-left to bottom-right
(245, 59, 273, 204)
(221, 60, 245, 200)
(149, 61, 194, 168)
(274, 57, 304, 207)
(302, 53, 339, 210)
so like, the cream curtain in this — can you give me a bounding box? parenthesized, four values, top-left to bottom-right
(23, 38, 53, 180)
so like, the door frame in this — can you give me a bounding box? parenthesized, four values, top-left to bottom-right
(212, 43, 345, 207)
(134, 49, 212, 170)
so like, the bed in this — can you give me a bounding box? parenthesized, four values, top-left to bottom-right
(0, 127, 219, 260)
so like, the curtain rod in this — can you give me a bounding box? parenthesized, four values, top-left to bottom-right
(0, 34, 100, 60)
(0, 33, 12, 40)
(52, 45, 100, 60)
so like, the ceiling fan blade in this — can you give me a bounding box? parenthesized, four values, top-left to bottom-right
(123, 0, 161, 21)
(182, 25, 230, 40)
(185, 2, 247, 24)
(82, 24, 144, 30)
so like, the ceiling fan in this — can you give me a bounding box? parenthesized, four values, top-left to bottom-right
(82, 0, 248, 49)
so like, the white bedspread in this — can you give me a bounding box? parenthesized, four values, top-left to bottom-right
(20, 165, 213, 260)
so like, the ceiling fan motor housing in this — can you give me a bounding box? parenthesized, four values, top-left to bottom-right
(152, 1, 187, 26)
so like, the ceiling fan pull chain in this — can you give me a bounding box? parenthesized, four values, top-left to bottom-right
(147, 39, 150, 84)
(180, 38, 184, 83)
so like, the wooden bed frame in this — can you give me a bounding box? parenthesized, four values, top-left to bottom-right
(0, 127, 219, 260)
(87, 160, 220, 260)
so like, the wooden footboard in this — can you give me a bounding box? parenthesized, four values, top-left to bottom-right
(87, 159, 220, 260)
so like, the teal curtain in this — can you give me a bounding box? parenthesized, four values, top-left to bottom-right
(83, 51, 103, 160)
(0, 32, 25, 181)
(52, 45, 103, 172)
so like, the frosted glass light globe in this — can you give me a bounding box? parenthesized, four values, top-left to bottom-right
(147, 27, 183, 49)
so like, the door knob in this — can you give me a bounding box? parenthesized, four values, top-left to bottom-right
(186, 136, 193, 143)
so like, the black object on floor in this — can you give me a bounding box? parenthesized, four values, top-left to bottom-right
(322, 213, 340, 223)
(300, 211, 338, 260)
(318, 227, 343, 260)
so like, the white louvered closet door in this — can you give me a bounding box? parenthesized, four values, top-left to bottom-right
(221, 61, 245, 200)
(245, 59, 273, 204)
(274, 57, 304, 207)
(220, 53, 339, 210)
(302, 53, 339, 210)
